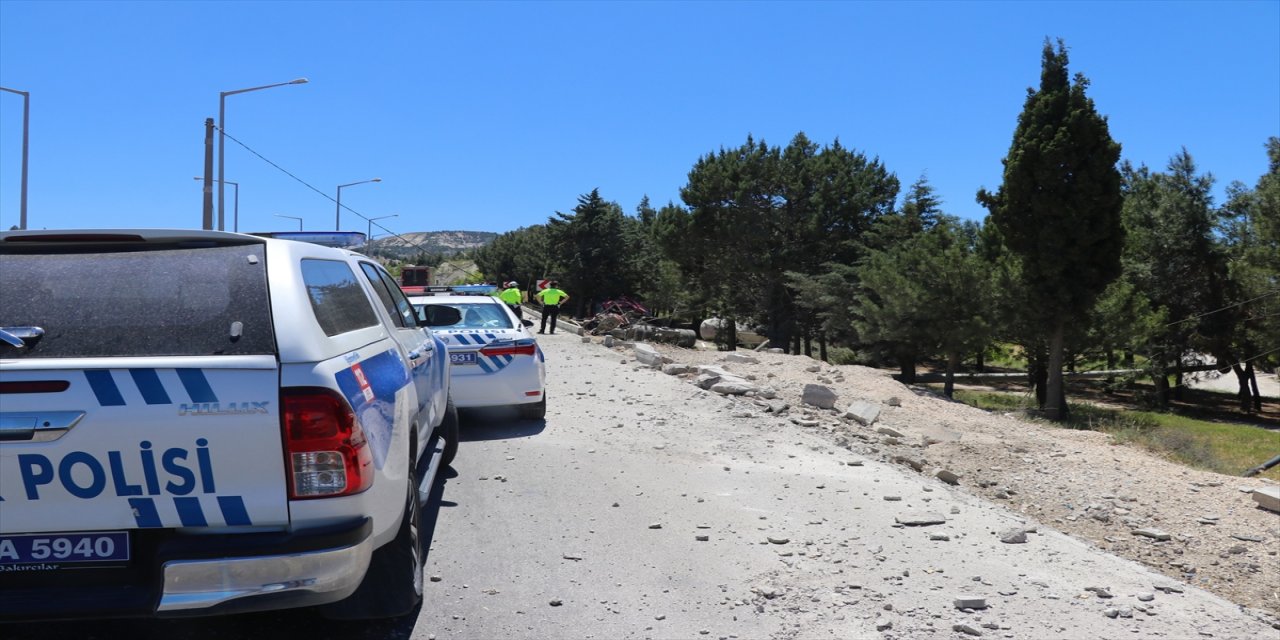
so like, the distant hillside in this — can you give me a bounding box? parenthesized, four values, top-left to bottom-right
(371, 230, 497, 258)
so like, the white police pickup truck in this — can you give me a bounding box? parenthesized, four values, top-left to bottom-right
(0, 229, 460, 621)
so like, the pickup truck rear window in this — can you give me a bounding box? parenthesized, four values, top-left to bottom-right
(0, 244, 274, 358)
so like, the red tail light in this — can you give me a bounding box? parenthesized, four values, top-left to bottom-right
(281, 388, 374, 499)
(480, 339, 537, 357)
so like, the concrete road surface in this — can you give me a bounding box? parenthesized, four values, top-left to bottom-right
(7, 332, 1274, 639)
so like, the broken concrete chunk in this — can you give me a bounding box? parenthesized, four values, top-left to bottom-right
(952, 623, 983, 636)
(722, 353, 759, 364)
(953, 595, 988, 609)
(1252, 486, 1280, 513)
(895, 512, 947, 526)
(801, 384, 838, 409)
(1131, 528, 1172, 541)
(843, 400, 882, 426)
(936, 469, 961, 485)
(876, 426, 905, 438)
(662, 363, 693, 375)
(632, 342, 663, 367)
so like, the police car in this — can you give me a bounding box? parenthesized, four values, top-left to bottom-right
(409, 289, 546, 420)
(0, 229, 459, 621)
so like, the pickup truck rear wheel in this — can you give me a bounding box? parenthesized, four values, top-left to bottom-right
(321, 459, 423, 619)
(440, 397, 459, 467)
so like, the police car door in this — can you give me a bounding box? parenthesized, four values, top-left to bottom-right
(358, 263, 438, 427)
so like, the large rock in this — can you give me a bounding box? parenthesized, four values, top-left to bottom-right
(1253, 486, 1280, 513)
(693, 373, 722, 390)
(801, 384, 838, 409)
(633, 342, 663, 367)
(843, 400, 881, 426)
(662, 363, 693, 376)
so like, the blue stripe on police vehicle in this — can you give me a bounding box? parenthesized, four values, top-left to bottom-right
(334, 349, 410, 470)
(84, 368, 222, 407)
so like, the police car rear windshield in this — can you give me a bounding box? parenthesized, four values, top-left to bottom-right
(415, 303, 513, 329)
(0, 244, 274, 358)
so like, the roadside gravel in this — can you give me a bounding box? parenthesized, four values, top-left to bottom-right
(639, 339, 1280, 621)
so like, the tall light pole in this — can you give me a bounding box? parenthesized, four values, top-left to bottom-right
(366, 214, 398, 254)
(219, 77, 307, 231)
(335, 178, 381, 230)
(274, 214, 303, 231)
(194, 177, 238, 231)
(0, 86, 30, 230)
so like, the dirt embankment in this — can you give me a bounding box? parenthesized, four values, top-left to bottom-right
(643, 342, 1280, 617)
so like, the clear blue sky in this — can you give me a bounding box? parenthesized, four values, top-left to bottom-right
(1, 1, 1277, 237)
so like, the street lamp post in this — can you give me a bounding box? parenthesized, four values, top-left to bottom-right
(219, 77, 307, 231)
(274, 214, 303, 231)
(194, 177, 238, 231)
(0, 86, 30, 230)
(335, 178, 381, 231)
(366, 214, 398, 255)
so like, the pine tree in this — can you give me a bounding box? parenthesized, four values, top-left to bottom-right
(977, 39, 1124, 419)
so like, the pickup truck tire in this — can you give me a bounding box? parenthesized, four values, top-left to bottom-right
(518, 395, 547, 420)
(440, 396, 460, 467)
(321, 458, 424, 620)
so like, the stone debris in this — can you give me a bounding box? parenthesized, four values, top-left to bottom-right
(711, 380, 757, 396)
(875, 619, 892, 631)
(649, 523, 663, 529)
(1085, 586, 1114, 598)
(662, 363, 693, 375)
(1138, 592, 1155, 602)
(767, 536, 790, 544)
(886, 396, 902, 406)
(930, 533, 952, 541)
(1252, 486, 1280, 513)
(632, 342, 663, 367)
(1103, 607, 1120, 618)
(805, 364, 822, 373)
(1154, 584, 1184, 594)
(936, 469, 961, 485)
(801, 384, 838, 409)
(952, 623, 984, 636)
(695, 535, 710, 542)
(1000, 529, 1028, 544)
(562, 553, 583, 561)
(892, 455, 925, 472)
(876, 426, 906, 438)
(901, 509, 952, 524)
(843, 400, 882, 426)
(1231, 534, 1265, 542)
(953, 595, 988, 609)
(549, 599, 563, 607)
(722, 353, 759, 364)
(1132, 528, 1172, 541)
(883, 496, 903, 502)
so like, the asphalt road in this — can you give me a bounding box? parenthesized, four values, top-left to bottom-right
(6, 331, 1275, 639)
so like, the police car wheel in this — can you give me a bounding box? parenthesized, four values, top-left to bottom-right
(518, 395, 547, 420)
(440, 397, 460, 467)
(321, 460, 423, 619)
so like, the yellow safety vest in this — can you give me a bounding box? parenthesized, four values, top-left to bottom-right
(539, 288, 567, 305)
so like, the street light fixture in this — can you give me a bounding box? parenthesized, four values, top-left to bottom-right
(219, 77, 307, 231)
(0, 86, 30, 230)
(335, 178, 381, 231)
(366, 214, 398, 254)
(274, 214, 303, 231)
(194, 177, 239, 232)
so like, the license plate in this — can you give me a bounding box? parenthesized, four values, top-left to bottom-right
(449, 352, 477, 365)
(0, 531, 130, 566)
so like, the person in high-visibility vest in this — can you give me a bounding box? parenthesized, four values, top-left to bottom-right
(498, 281, 523, 320)
(535, 281, 569, 334)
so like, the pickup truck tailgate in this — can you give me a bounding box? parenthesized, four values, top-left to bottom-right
(0, 357, 288, 533)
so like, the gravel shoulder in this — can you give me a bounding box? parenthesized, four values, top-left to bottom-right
(640, 339, 1280, 622)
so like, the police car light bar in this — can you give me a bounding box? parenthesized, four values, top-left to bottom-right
(250, 231, 367, 248)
